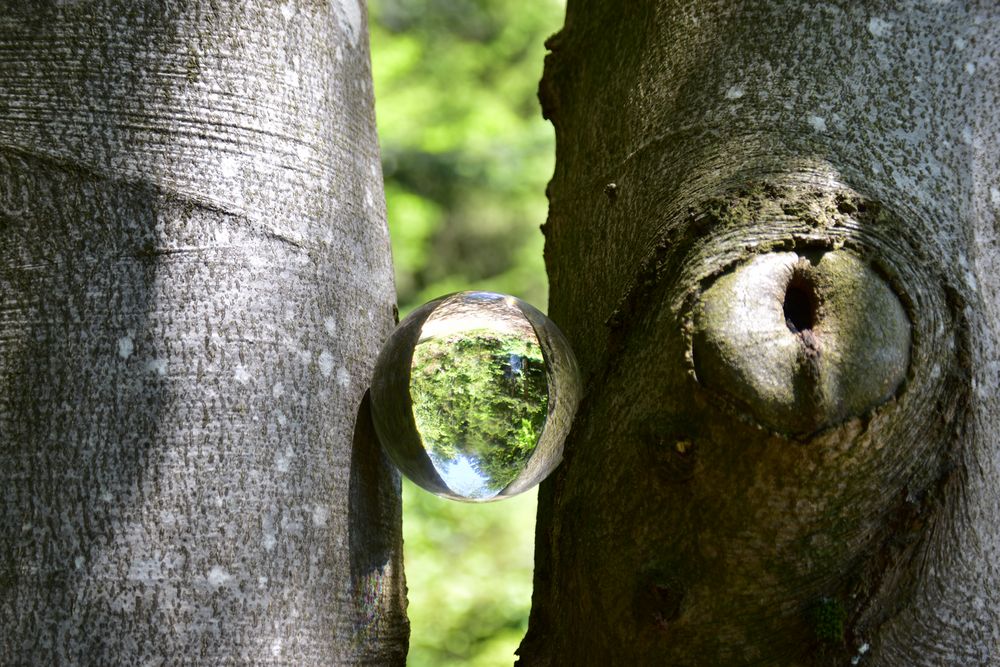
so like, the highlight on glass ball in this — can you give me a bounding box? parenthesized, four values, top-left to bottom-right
(370, 291, 582, 502)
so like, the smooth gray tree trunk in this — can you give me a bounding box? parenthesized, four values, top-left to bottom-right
(0, 1, 407, 664)
(522, 1, 998, 665)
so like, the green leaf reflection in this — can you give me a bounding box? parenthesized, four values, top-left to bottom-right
(410, 329, 548, 497)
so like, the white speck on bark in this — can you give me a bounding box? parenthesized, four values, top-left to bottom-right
(262, 513, 277, 552)
(234, 365, 251, 384)
(965, 62, 977, 75)
(219, 156, 239, 178)
(117, 336, 133, 359)
(281, 515, 304, 536)
(318, 350, 334, 377)
(324, 316, 337, 336)
(336, 366, 351, 388)
(990, 187, 1000, 207)
(276, 446, 294, 473)
(145, 358, 167, 376)
(206, 566, 232, 588)
(807, 115, 827, 132)
(311, 505, 329, 527)
(867, 16, 891, 37)
(725, 84, 745, 100)
(272, 382, 284, 398)
(332, 0, 363, 47)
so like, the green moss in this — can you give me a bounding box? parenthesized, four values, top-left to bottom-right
(693, 182, 871, 236)
(185, 50, 200, 84)
(809, 597, 847, 645)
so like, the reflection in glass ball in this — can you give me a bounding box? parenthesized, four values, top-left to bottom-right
(370, 291, 582, 501)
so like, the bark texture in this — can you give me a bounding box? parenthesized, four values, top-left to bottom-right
(0, 1, 407, 664)
(522, 1, 998, 665)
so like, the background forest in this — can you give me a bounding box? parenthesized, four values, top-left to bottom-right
(369, 0, 565, 664)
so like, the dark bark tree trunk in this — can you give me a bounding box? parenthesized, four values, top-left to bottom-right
(522, 1, 998, 665)
(0, 1, 407, 664)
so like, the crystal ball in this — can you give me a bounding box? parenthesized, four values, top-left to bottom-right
(370, 291, 582, 501)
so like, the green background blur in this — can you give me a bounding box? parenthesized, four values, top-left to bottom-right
(368, 0, 565, 664)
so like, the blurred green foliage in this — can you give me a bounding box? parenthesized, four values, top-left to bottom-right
(400, 481, 537, 666)
(369, 0, 564, 664)
(371, 0, 563, 313)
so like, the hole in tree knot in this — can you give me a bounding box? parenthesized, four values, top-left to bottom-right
(783, 269, 819, 334)
(692, 249, 910, 436)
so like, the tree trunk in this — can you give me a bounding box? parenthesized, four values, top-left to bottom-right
(522, 1, 998, 665)
(0, 1, 407, 664)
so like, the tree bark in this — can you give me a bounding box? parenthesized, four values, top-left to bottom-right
(0, 1, 407, 664)
(522, 1, 998, 665)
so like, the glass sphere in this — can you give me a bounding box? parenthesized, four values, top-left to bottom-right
(370, 291, 582, 501)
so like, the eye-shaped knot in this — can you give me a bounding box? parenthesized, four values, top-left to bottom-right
(692, 250, 910, 437)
